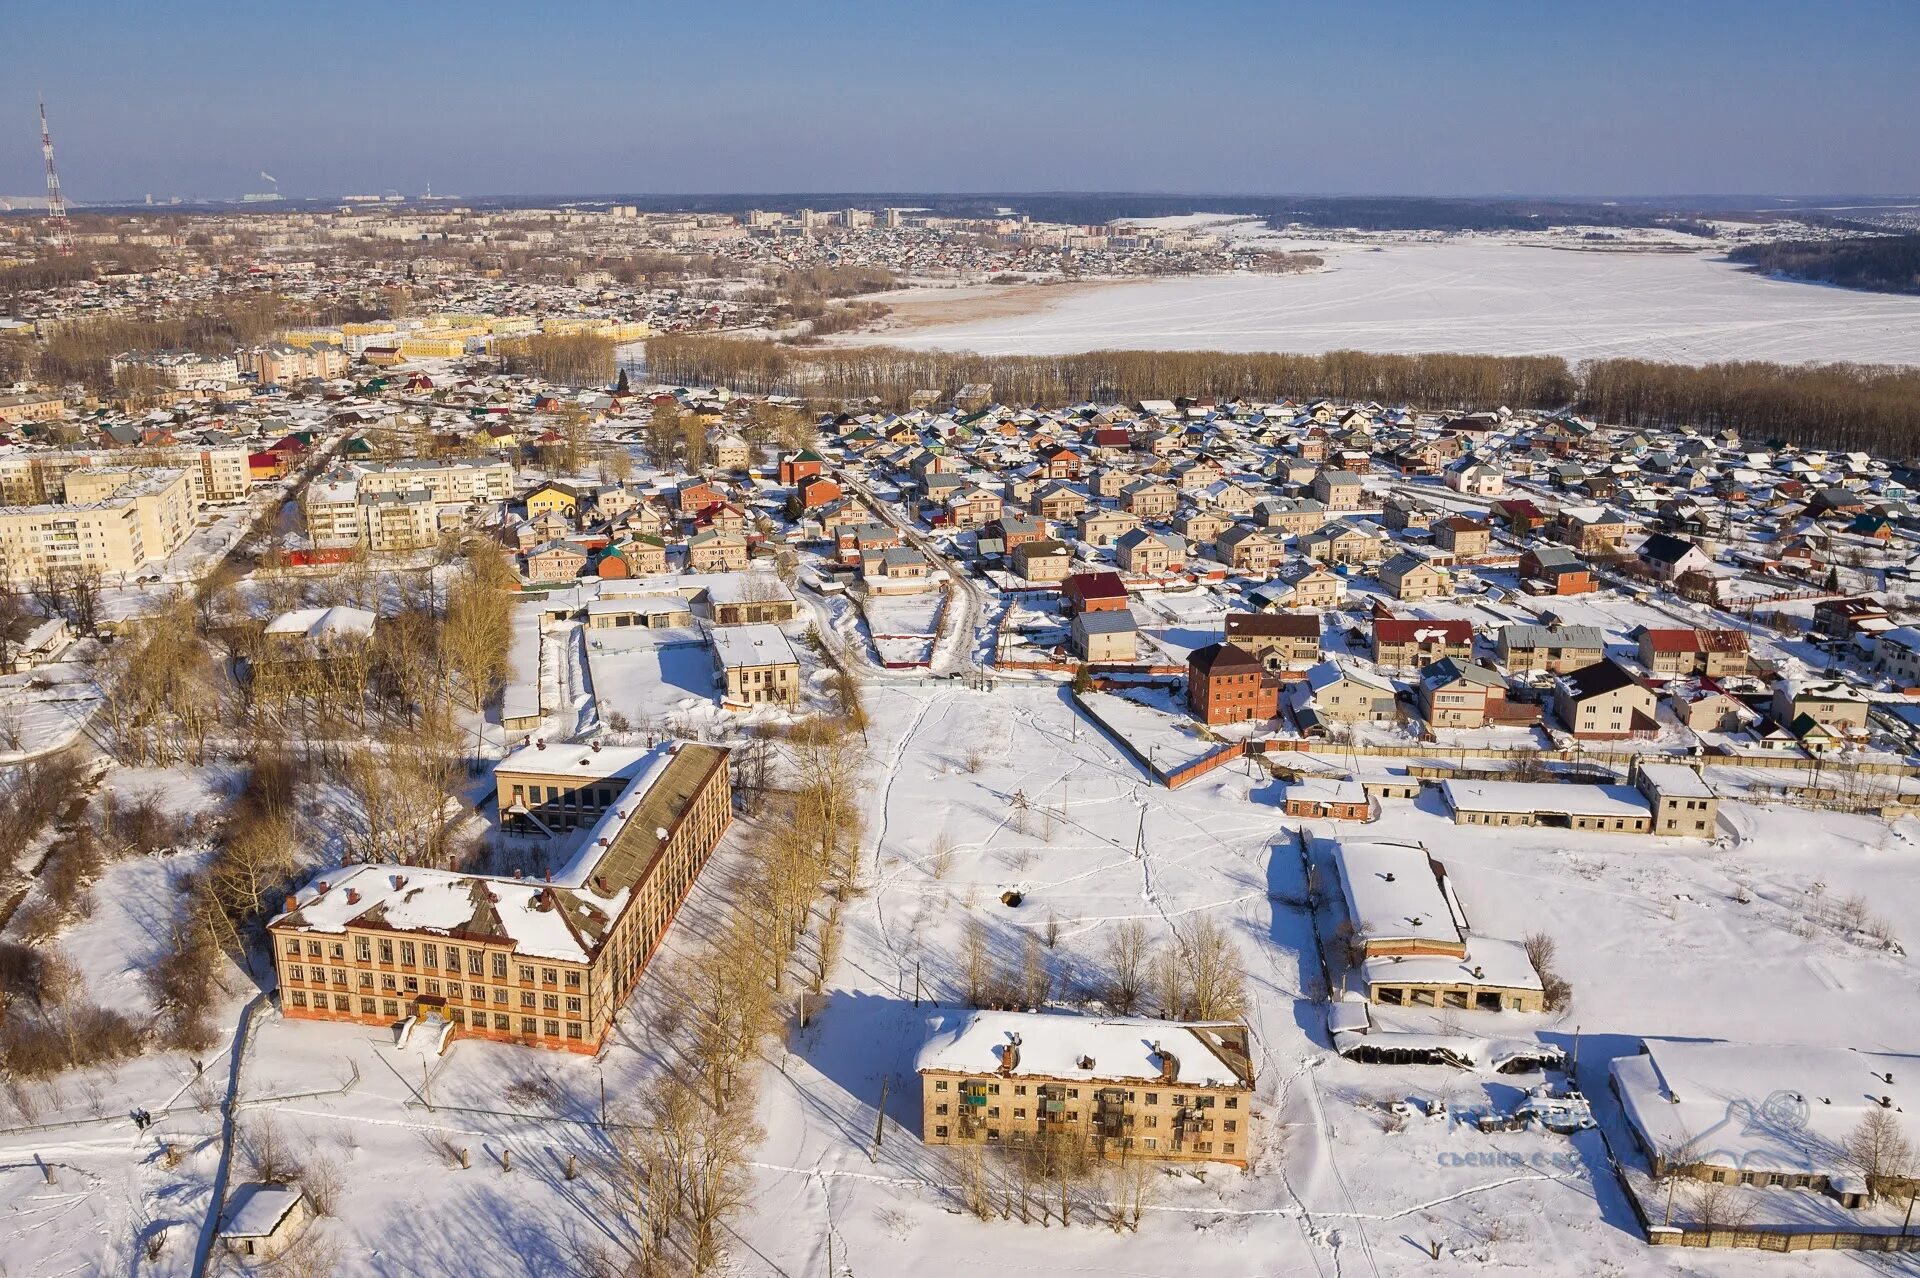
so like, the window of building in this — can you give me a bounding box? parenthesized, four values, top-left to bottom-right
(361, 998, 376, 1014)
(518, 965, 535, 983)
(379, 939, 394, 964)
(400, 941, 415, 966)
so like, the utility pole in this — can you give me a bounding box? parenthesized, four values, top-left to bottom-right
(872, 1077, 889, 1156)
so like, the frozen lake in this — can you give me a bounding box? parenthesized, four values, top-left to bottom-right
(879, 240, 1920, 366)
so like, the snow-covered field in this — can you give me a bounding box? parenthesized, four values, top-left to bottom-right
(879, 240, 1920, 365)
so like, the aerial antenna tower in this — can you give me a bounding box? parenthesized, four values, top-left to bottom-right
(38, 96, 72, 256)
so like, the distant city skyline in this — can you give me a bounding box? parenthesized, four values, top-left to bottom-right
(3, 0, 1916, 202)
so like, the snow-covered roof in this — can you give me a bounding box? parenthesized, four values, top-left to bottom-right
(710, 622, 798, 670)
(1360, 936, 1542, 992)
(1441, 780, 1652, 819)
(1636, 762, 1714, 800)
(221, 1184, 307, 1239)
(1330, 839, 1465, 950)
(263, 605, 378, 641)
(275, 743, 725, 965)
(1612, 1040, 1920, 1177)
(915, 1010, 1253, 1090)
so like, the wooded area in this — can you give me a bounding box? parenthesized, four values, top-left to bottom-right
(647, 335, 1920, 457)
(1729, 235, 1920, 295)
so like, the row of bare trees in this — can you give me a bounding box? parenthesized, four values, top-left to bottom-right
(647, 335, 1920, 459)
(591, 711, 869, 1275)
(496, 332, 618, 386)
(1099, 915, 1249, 1021)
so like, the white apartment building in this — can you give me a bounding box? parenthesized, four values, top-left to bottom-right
(0, 466, 196, 582)
(354, 457, 512, 505)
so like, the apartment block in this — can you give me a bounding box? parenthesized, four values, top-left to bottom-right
(354, 457, 513, 504)
(917, 1010, 1256, 1166)
(0, 466, 195, 582)
(271, 742, 731, 1054)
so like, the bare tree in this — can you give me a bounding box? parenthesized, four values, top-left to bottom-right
(1846, 1107, 1914, 1199)
(1103, 919, 1151, 1015)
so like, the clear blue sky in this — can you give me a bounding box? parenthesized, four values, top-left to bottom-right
(2, 0, 1915, 201)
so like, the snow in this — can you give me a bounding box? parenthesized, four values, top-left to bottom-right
(915, 1009, 1251, 1088)
(883, 240, 1920, 366)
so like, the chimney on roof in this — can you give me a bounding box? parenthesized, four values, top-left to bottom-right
(1155, 1042, 1179, 1084)
(592, 739, 601, 752)
(536, 739, 546, 750)
(317, 880, 330, 892)
(1078, 1055, 1095, 1071)
(1384, 871, 1396, 882)
(345, 888, 360, 905)
(999, 1033, 1022, 1075)
(391, 874, 406, 891)
(282, 895, 298, 913)
(593, 875, 610, 894)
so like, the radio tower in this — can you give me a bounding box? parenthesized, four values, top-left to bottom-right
(39, 96, 73, 257)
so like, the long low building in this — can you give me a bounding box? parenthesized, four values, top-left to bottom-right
(1439, 764, 1719, 837)
(270, 741, 731, 1054)
(1612, 1039, 1920, 1209)
(916, 1009, 1256, 1166)
(1330, 837, 1543, 1013)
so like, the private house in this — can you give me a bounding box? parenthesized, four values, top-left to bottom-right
(1563, 506, 1633, 553)
(272, 741, 733, 1054)
(1072, 608, 1138, 663)
(525, 540, 590, 581)
(711, 624, 801, 706)
(686, 530, 749, 572)
(916, 1009, 1256, 1166)
(1874, 625, 1920, 687)
(1634, 627, 1750, 678)
(1311, 469, 1365, 510)
(1254, 496, 1326, 536)
(1637, 532, 1713, 582)
(1175, 507, 1233, 545)
(1011, 538, 1073, 584)
(1771, 675, 1870, 734)
(1062, 571, 1129, 616)
(1214, 525, 1285, 575)
(777, 449, 824, 485)
(1433, 516, 1491, 557)
(1301, 520, 1386, 566)
(1079, 508, 1143, 548)
(1372, 615, 1473, 669)
(1121, 479, 1179, 520)
(1445, 459, 1504, 497)
(1290, 661, 1399, 728)
(1378, 552, 1450, 601)
(862, 546, 935, 593)
(947, 487, 1004, 529)
(1223, 611, 1320, 670)
(1186, 642, 1281, 725)
(985, 514, 1048, 558)
(1417, 658, 1528, 729)
(1497, 623, 1604, 675)
(1115, 528, 1176, 576)
(1329, 837, 1543, 1013)
(525, 480, 584, 521)
(1668, 683, 1754, 733)
(1519, 545, 1595, 596)
(1283, 563, 1347, 610)
(1030, 481, 1087, 522)
(1553, 659, 1659, 740)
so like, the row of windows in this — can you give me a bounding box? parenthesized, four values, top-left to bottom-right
(931, 1126, 1236, 1156)
(285, 991, 587, 1039)
(284, 936, 579, 987)
(935, 1080, 1235, 1109)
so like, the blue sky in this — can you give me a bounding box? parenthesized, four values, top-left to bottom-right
(2, 0, 1915, 201)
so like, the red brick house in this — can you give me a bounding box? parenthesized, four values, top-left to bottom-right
(1061, 571, 1129, 616)
(1187, 642, 1281, 725)
(778, 449, 824, 485)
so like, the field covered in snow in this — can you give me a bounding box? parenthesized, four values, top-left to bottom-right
(878, 240, 1920, 366)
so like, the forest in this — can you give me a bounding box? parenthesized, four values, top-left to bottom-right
(1728, 235, 1920, 294)
(646, 335, 1920, 459)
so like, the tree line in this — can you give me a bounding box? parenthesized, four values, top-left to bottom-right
(1729, 235, 1920, 295)
(496, 331, 618, 386)
(647, 334, 1920, 459)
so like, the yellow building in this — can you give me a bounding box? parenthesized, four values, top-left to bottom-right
(398, 336, 469, 359)
(271, 742, 732, 1054)
(917, 1011, 1256, 1166)
(0, 466, 195, 582)
(525, 481, 583, 521)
